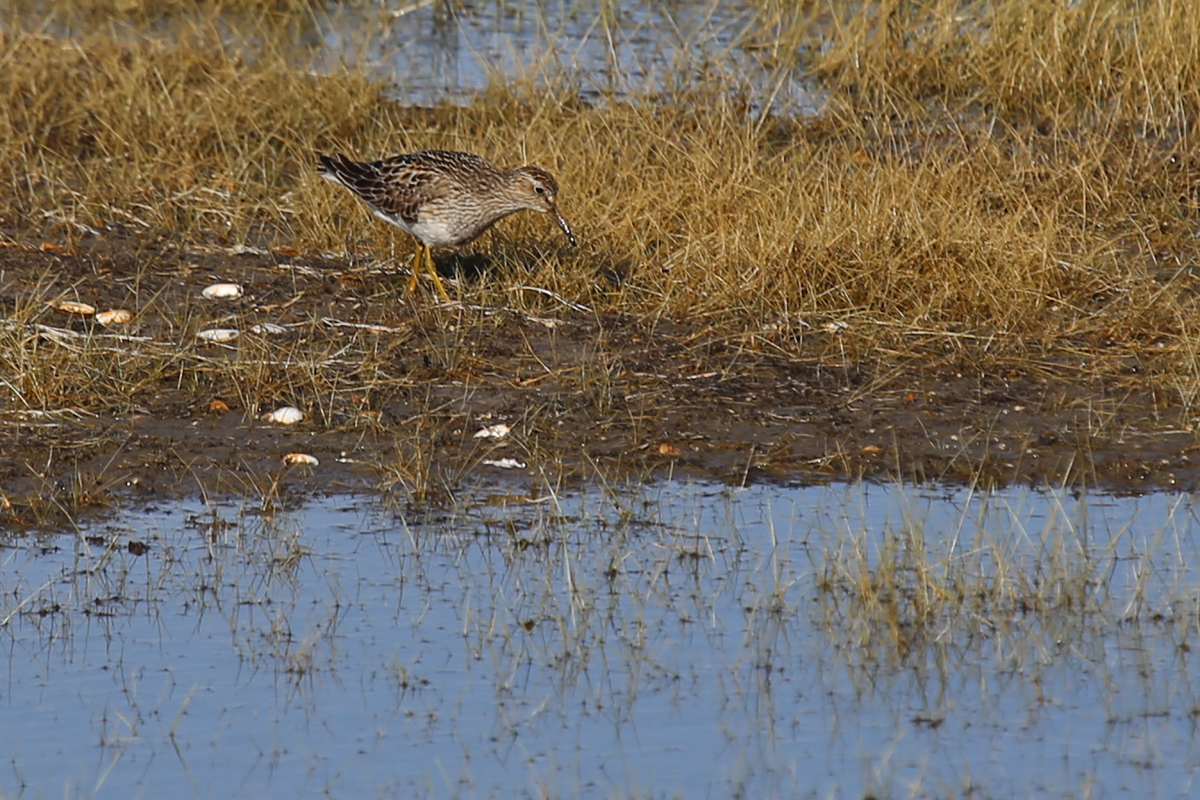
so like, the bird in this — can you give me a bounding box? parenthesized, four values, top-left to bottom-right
(316, 149, 577, 301)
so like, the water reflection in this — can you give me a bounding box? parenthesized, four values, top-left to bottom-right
(1, 481, 1198, 798)
(313, 0, 817, 112)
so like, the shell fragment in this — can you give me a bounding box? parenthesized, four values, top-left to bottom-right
(482, 458, 527, 469)
(264, 406, 304, 425)
(282, 453, 319, 466)
(96, 309, 133, 326)
(52, 300, 96, 317)
(197, 328, 240, 343)
(202, 283, 244, 300)
(473, 424, 511, 440)
(250, 323, 286, 335)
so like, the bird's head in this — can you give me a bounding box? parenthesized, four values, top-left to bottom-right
(515, 166, 577, 247)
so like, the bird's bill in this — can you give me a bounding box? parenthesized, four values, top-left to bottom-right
(551, 209, 578, 247)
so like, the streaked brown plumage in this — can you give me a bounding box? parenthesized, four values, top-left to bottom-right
(317, 149, 576, 300)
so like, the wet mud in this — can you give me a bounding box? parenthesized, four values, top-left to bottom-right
(2, 238, 1197, 527)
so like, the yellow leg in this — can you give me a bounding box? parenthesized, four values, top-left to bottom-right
(424, 246, 452, 302)
(404, 245, 424, 297)
(402, 244, 452, 302)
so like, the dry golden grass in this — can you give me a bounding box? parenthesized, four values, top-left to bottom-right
(6, 0, 326, 20)
(753, 0, 1200, 128)
(0, 0, 1198, 408)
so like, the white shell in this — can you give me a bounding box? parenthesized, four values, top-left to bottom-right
(473, 423, 511, 440)
(264, 406, 304, 424)
(228, 244, 268, 256)
(282, 452, 319, 466)
(96, 308, 133, 326)
(250, 323, 286, 335)
(202, 283, 244, 300)
(52, 300, 96, 317)
(482, 458, 526, 469)
(197, 328, 240, 343)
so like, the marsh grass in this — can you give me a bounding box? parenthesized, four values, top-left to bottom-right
(2, 2, 1195, 332)
(753, 0, 1200, 127)
(810, 484, 1200, 674)
(0, 0, 1199, 521)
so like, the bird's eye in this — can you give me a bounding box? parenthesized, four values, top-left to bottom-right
(534, 185, 545, 194)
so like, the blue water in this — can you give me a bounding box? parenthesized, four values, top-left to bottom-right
(313, 0, 818, 113)
(1, 481, 1198, 798)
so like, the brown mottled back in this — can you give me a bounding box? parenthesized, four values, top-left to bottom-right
(317, 148, 576, 249)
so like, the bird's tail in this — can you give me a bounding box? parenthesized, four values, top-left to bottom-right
(316, 152, 376, 191)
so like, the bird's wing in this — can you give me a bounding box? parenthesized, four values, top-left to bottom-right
(319, 150, 498, 225)
(374, 155, 453, 224)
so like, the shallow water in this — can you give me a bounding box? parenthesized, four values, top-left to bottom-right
(313, 0, 817, 112)
(2, 480, 1198, 799)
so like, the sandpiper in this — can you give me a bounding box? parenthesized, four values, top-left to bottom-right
(317, 149, 576, 300)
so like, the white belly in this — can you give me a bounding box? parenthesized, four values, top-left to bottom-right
(377, 198, 515, 247)
(409, 214, 469, 248)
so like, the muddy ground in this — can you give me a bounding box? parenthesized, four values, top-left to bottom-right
(2, 237, 1198, 527)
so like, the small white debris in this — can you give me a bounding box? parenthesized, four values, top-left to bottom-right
(823, 321, 849, 333)
(473, 423, 511, 440)
(282, 453, 319, 466)
(526, 316, 562, 329)
(95, 309, 133, 326)
(197, 328, 239, 343)
(51, 300, 96, 317)
(202, 283, 244, 300)
(228, 244, 269, 256)
(250, 322, 287, 335)
(482, 458, 526, 469)
(264, 406, 304, 425)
